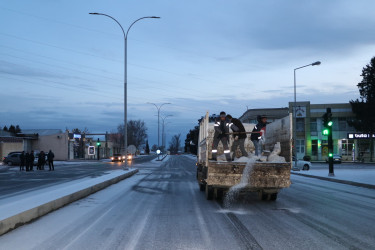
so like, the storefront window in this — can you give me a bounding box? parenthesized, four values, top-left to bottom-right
(310, 118, 317, 132)
(296, 118, 304, 132)
(296, 139, 305, 153)
(311, 140, 318, 156)
(341, 139, 354, 156)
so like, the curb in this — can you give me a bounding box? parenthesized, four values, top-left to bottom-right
(291, 172, 375, 190)
(0, 169, 138, 236)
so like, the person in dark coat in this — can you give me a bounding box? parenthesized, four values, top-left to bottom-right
(25, 152, 30, 171)
(227, 115, 248, 160)
(251, 115, 268, 156)
(29, 151, 35, 171)
(211, 111, 238, 161)
(47, 150, 55, 171)
(38, 151, 46, 170)
(20, 151, 25, 171)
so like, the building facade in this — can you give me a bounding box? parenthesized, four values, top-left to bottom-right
(239, 102, 374, 162)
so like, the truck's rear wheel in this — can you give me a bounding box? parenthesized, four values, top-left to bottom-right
(258, 191, 268, 201)
(270, 193, 278, 201)
(214, 188, 224, 200)
(205, 185, 214, 200)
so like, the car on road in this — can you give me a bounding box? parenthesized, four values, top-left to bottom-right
(325, 154, 342, 164)
(292, 157, 311, 171)
(3, 152, 22, 166)
(111, 154, 125, 162)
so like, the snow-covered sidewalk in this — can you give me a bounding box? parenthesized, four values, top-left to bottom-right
(292, 168, 375, 187)
(0, 169, 138, 235)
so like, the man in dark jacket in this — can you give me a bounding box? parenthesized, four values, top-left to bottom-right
(20, 151, 25, 171)
(29, 151, 35, 171)
(47, 150, 55, 171)
(227, 115, 248, 160)
(25, 152, 30, 171)
(251, 115, 267, 156)
(211, 111, 238, 161)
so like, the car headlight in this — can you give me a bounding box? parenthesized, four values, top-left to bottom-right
(111, 157, 114, 160)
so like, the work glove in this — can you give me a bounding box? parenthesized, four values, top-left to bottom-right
(234, 136, 239, 141)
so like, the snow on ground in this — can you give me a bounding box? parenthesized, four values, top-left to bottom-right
(151, 155, 170, 162)
(0, 169, 136, 221)
(292, 168, 375, 185)
(0, 158, 167, 222)
(182, 154, 198, 161)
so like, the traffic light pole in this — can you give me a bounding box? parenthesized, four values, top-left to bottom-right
(328, 125, 334, 176)
(326, 108, 334, 176)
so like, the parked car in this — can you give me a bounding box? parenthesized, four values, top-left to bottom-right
(3, 152, 40, 166)
(111, 153, 125, 162)
(3, 152, 21, 166)
(292, 156, 311, 171)
(325, 154, 342, 164)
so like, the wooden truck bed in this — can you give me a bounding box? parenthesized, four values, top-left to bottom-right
(206, 161, 291, 189)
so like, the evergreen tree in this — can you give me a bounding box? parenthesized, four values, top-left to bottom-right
(349, 56, 375, 161)
(145, 140, 150, 155)
(3, 126, 8, 131)
(15, 125, 21, 133)
(8, 125, 16, 134)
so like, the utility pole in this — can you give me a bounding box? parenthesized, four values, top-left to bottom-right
(97, 138, 101, 161)
(322, 108, 334, 176)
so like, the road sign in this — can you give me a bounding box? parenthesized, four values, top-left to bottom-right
(88, 146, 95, 155)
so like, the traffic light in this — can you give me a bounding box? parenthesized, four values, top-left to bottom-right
(96, 138, 101, 147)
(322, 128, 329, 136)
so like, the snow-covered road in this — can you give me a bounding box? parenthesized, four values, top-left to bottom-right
(1, 156, 374, 249)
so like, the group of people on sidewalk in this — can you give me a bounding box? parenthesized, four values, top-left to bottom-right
(211, 111, 267, 161)
(19, 150, 55, 171)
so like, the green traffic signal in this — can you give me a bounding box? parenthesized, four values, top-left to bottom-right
(328, 121, 333, 127)
(329, 153, 333, 157)
(322, 128, 329, 135)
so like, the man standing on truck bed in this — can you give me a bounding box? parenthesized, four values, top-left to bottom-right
(251, 115, 267, 156)
(227, 114, 248, 160)
(211, 111, 237, 161)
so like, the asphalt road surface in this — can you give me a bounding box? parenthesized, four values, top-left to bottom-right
(0, 155, 156, 200)
(1, 155, 374, 249)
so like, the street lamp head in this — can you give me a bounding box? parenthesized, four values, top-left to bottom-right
(312, 61, 321, 66)
(89, 13, 100, 15)
(151, 16, 161, 18)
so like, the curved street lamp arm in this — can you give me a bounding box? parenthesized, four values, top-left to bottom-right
(89, 13, 126, 39)
(126, 16, 160, 40)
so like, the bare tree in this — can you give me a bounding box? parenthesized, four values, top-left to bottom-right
(169, 134, 181, 154)
(116, 120, 148, 150)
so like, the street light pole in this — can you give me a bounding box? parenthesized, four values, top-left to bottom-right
(293, 61, 321, 169)
(89, 13, 160, 169)
(161, 115, 173, 150)
(147, 103, 171, 156)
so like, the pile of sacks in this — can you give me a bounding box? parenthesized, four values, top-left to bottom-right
(216, 142, 286, 163)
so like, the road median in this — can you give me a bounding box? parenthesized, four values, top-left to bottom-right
(0, 169, 138, 236)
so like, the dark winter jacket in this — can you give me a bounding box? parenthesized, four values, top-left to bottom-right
(250, 122, 267, 141)
(214, 118, 238, 140)
(47, 151, 55, 161)
(231, 118, 247, 140)
(20, 153, 25, 165)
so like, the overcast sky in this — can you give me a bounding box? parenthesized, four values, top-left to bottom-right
(1, 0, 375, 147)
